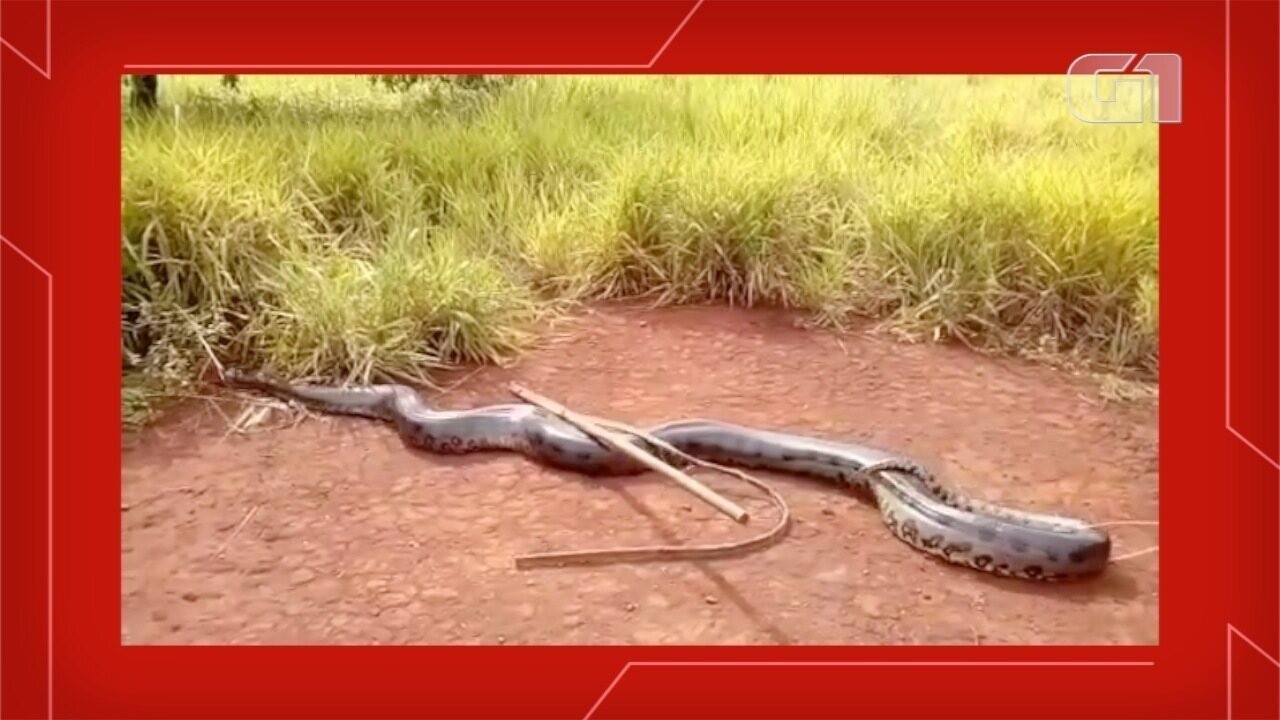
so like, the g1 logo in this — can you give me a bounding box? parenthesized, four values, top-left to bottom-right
(1065, 53, 1182, 124)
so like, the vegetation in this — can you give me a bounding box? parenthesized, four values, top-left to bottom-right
(122, 74, 1158, 421)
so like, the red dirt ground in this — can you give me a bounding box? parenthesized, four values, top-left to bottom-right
(121, 304, 1159, 646)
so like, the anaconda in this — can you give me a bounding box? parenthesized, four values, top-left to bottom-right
(223, 369, 1111, 581)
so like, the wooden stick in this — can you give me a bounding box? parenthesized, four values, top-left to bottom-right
(507, 383, 750, 524)
(514, 417, 790, 568)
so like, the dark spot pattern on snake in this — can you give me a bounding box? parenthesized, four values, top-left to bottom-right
(900, 519, 919, 542)
(218, 370, 1114, 583)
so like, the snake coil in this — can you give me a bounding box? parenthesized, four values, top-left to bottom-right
(223, 369, 1111, 581)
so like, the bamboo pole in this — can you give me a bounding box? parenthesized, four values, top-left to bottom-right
(507, 383, 749, 524)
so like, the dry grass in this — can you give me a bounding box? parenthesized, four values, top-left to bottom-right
(122, 74, 1158, 423)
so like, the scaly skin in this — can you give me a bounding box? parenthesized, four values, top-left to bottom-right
(223, 369, 1112, 581)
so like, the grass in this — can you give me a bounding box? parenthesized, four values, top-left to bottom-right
(122, 74, 1158, 423)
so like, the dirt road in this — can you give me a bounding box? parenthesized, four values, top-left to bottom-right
(122, 305, 1159, 645)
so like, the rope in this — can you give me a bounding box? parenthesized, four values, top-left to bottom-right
(1087, 520, 1158, 564)
(1111, 546, 1159, 562)
(1088, 520, 1158, 529)
(514, 414, 791, 569)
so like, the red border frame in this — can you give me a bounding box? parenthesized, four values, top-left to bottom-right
(2, 1, 1277, 718)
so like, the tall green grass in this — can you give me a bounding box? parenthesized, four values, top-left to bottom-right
(122, 75, 1158, 414)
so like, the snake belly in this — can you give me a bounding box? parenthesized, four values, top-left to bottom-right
(222, 370, 1111, 581)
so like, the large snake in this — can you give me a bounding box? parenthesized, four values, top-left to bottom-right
(222, 369, 1111, 581)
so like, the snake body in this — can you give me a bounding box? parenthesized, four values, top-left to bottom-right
(223, 369, 1111, 581)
